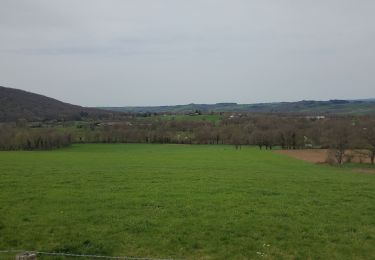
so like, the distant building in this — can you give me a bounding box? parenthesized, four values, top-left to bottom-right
(305, 115, 325, 120)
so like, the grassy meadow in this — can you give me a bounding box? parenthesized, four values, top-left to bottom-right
(0, 144, 374, 259)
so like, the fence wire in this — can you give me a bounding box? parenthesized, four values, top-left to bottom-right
(0, 249, 178, 260)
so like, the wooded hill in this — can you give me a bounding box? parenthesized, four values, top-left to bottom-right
(102, 99, 375, 115)
(0, 86, 115, 122)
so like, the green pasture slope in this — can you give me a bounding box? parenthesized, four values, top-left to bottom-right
(0, 144, 374, 259)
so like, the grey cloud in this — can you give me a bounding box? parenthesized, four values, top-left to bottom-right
(0, 0, 374, 106)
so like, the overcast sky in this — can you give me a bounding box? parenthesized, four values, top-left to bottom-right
(1, 0, 374, 106)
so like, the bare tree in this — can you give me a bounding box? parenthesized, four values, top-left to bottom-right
(252, 130, 264, 150)
(362, 125, 375, 164)
(326, 121, 352, 164)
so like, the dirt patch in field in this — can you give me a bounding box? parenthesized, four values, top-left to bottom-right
(275, 149, 372, 164)
(275, 149, 329, 163)
(352, 168, 375, 174)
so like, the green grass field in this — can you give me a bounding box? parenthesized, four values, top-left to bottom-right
(0, 144, 374, 259)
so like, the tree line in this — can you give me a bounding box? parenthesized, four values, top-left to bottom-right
(0, 125, 71, 150)
(1, 114, 374, 164)
(70, 114, 375, 164)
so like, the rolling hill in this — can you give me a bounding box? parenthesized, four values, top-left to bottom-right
(102, 99, 375, 115)
(0, 86, 114, 122)
(2, 86, 374, 121)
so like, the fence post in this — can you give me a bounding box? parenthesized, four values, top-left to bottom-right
(15, 252, 37, 260)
